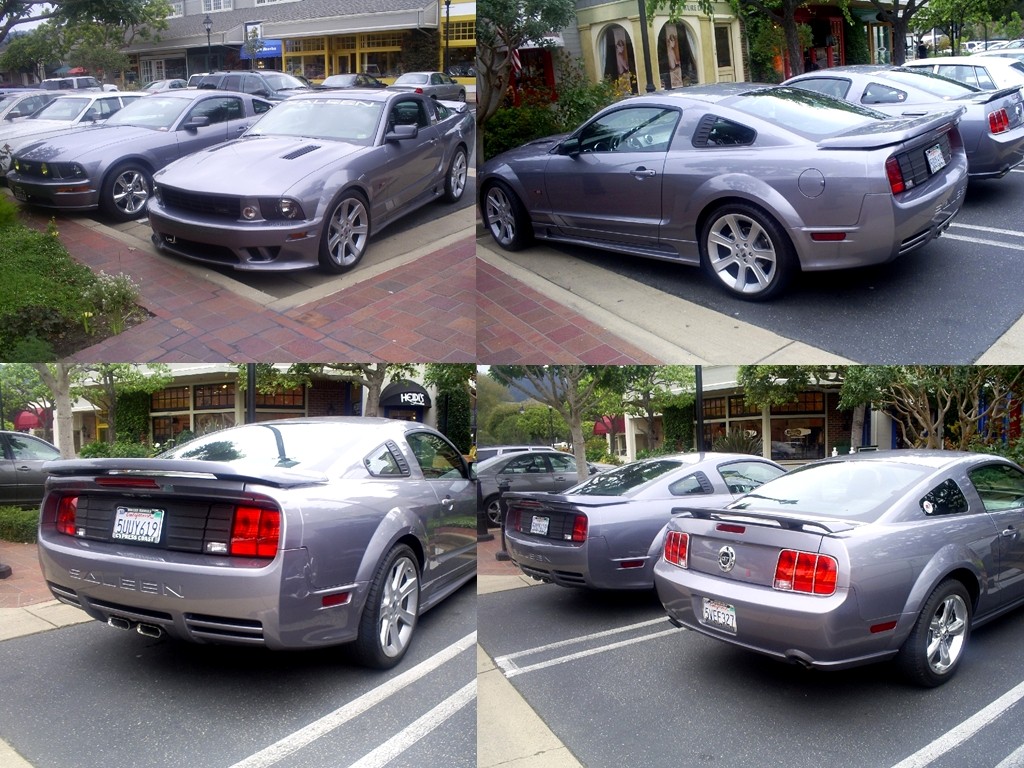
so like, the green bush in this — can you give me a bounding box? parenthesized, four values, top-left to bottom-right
(0, 506, 38, 543)
(483, 103, 560, 161)
(712, 430, 763, 456)
(79, 440, 153, 458)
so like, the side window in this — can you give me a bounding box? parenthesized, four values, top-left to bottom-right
(97, 98, 122, 117)
(578, 107, 680, 153)
(861, 82, 907, 104)
(186, 97, 237, 126)
(692, 115, 756, 148)
(669, 473, 713, 496)
(548, 454, 576, 473)
(503, 454, 547, 474)
(920, 478, 969, 516)
(7, 436, 59, 461)
(407, 432, 465, 479)
(719, 461, 786, 495)
(968, 464, 1024, 511)
(252, 99, 273, 114)
(389, 100, 428, 129)
(364, 442, 408, 477)
(793, 78, 850, 100)
(222, 75, 242, 91)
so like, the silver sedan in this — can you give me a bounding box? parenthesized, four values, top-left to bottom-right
(147, 90, 474, 272)
(503, 453, 785, 589)
(37, 417, 477, 668)
(654, 450, 1024, 686)
(479, 84, 968, 300)
(388, 71, 466, 102)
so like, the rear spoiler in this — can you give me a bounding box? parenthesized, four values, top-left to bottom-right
(437, 99, 469, 114)
(502, 491, 624, 510)
(43, 458, 328, 489)
(966, 85, 1021, 105)
(817, 106, 963, 150)
(670, 505, 860, 534)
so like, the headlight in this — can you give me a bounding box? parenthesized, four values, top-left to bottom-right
(258, 197, 305, 220)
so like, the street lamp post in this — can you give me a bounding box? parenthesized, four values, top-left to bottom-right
(443, 0, 451, 74)
(547, 406, 554, 447)
(203, 14, 213, 70)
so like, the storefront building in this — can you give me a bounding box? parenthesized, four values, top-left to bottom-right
(124, 0, 476, 86)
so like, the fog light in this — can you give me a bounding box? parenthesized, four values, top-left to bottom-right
(242, 205, 259, 220)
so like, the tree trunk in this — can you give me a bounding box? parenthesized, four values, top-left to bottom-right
(33, 364, 76, 458)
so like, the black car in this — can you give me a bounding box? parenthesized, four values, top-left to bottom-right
(194, 70, 310, 101)
(0, 430, 60, 507)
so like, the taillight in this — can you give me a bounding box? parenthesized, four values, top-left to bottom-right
(774, 549, 837, 595)
(56, 496, 78, 536)
(663, 530, 689, 568)
(570, 514, 587, 542)
(230, 506, 280, 558)
(989, 107, 1010, 134)
(885, 156, 905, 194)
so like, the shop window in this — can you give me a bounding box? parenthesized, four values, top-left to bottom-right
(255, 387, 305, 408)
(770, 392, 824, 414)
(194, 383, 235, 410)
(703, 397, 726, 419)
(153, 414, 191, 444)
(658, 22, 698, 88)
(770, 418, 825, 461)
(728, 395, 759, 417)
(152, 386, 189, 411)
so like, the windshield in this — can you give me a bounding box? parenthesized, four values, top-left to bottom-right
(567, 459, 684, 496)
(246, 97, 383, 143)
(104, 96, 190, 129)
(31, 97, 91, 121)
(729, 87, 887, 139)
(728, 459, 932, 522)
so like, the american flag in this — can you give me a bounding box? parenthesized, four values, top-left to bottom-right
(510, 49, 522, 75)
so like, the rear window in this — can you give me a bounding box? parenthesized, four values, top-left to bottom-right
(729, 459, 932, 522)
(568, 459, 684, 497)
(885, 69, 979, 97)
(161, 422, 343, 472)
(728, 87, 887, 139)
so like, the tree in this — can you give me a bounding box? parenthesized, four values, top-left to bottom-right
(424, 364, 475, 453)
(31, 363, 79, 457)
(0, 363, 52, 433)
(476, 0, 577, 165)
(242, 363, 417, 418)
(913, 0, 989, 56)
(489, 366, 616, 480)
(865, 0, 928, 65)
(74, 364, 172, 444)
(620, 365, 695, 450)
(242, 28, 265, 71)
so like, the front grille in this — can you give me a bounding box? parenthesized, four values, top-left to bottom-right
(159, 185, 241, 218)
(156, 233, 240, 265)
(894, 132, 952, 189)
(73, 495, 235, 554)
(11, 159, 79, 181)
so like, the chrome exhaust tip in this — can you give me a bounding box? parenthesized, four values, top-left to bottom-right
(107, 616, 132, 631)
(136, 623, 164, 639)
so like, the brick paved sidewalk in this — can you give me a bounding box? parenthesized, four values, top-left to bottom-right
(0, 541, 50, 609)
(44, 215, 476, 362)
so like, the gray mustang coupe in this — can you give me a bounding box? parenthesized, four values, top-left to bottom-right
(503, 453, 784, 590)
(36, 417, 477, 669)
(479, 83, 968, 300)
(146, 89, 474, 273)
(6, 90, 273, 222)
(654, 450, 1024, 686)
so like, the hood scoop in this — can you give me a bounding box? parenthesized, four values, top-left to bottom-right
(281, 144, 320, 160)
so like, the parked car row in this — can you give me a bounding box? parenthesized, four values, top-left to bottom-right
(0, 73, 474, 272)
(479, 65, 1024, 301)
(501, 447, 1024, 688)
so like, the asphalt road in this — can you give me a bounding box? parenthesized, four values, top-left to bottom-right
(479, 582, 1024, 768)
(544, 168, 1024, 363)
(0, 582, 476, 768)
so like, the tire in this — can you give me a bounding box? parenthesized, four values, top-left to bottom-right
(318, 190, 370, 273)
(352, 544, 420, 669)
(896, 579, 971, 687)
(457, 90, 466, 103)
(484, 495, 502, 528)
(443, 146, 468, 203)
(102, 163, 152, 223)
(481, 181, 533, 251)
(699, 202, 794, 301)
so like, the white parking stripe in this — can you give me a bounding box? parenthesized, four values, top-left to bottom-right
(949, 222, 1024, 237)
(495, 617, 671, 666)
(228, 631, 476, 768)
(346, 681, 476, 768)
(942, 233, 1024, 251)
(500, 626, 683, 678)
(995, 742, 1024, 768)
(889, 679, 1024, 768)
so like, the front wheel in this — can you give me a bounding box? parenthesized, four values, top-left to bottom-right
(443, 146, 468, 203)
(484, 495, 502, 528)
(481, 182, 532, 251)
(352, 544, 420, 669)
(896, 579, 971, 687)
(319, 191, 370, 273)
(102, 163, 152, 222)
(699, 202, 794, 301)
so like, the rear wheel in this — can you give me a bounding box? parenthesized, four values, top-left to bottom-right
(443, 146, 468, 203)
(699, 202, 793, 301)
(102, 163, 152, 222)
(319, 191, 370, 273)
(482, 182, 532, 251)
(896, 579, 971, 687)
(352, 544, 420, 669)
(484, 495, 502, 528)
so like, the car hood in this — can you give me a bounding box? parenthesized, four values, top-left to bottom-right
(154, 134, 366, 194)
(482, 133, 570, 169)
(16, 124, 161, 161)
(0, 119, 93, 144)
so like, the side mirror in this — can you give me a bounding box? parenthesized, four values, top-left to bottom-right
(559, 137, 581, 156)
(386, 124, 418, 141)
(183, 115, 211, 131)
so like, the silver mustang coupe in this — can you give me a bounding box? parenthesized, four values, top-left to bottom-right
(783, 65, 1024, 180)
(147, 90, 474, 273)
(6, 90, 273, 222)
(654, 450, 1024, 686)
(503, 453, 784, 590)
(479, 84, 968, 300)
(36, 417, 477, 669)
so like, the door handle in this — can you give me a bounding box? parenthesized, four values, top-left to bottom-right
(630, 167, 656, 179)
(441, 496, 455, 510)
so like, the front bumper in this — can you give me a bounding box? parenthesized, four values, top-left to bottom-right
(6, 173, 100, 211)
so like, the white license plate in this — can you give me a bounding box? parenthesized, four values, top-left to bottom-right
(11, 184, 26, 201)
(925, 144, 946, 174)
(112, 506, 165, 544)
(701, 598, 737, 634)
(530, 515, 549, 536)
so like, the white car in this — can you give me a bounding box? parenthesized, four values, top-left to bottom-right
(903, 55, 1024, 90)
(0, 91, 143, 174)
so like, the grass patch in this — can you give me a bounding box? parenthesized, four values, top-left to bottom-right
(0, 505, 38, 543)
(0, 196, 147, 360)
